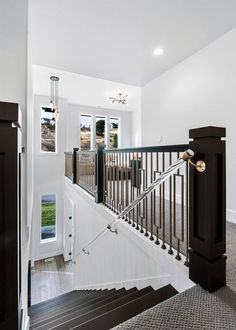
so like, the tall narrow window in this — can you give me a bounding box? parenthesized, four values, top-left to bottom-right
(109, 117, 119, 148)
(80, 114, 92, 150)
(41, 107, 56, 152)
(96, 116, 106, 147)
(41, 194, 56, 241)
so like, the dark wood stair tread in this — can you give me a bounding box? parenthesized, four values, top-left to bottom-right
(30, 288, 125, 325)
(73, 285, 178, 330)
(29, 290, 105, 315)
(29, 285, 178, 330)
(31, 288, 140, 330)
(50, 286, 154, 330)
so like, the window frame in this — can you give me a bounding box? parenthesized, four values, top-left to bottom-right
(80, 113, 93, 151)
(79, 113, 121, 150)
(95, 115, 107, 148)
(40, 193, 57, 244)
(109, 116, 120, 149)
(40, 105, 58, 154)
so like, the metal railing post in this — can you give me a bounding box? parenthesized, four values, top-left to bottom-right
(72, 147, 79, 184)
(95, 144, 105, 203)
(189, 126, 226, 292)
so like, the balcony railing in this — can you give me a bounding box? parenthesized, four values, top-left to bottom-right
(103, 145, 190, 263)
(65, 126, 226, 293)
(65, 152, 73, 180)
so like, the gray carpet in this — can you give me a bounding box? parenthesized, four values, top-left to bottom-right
(112, 222, 236, 330)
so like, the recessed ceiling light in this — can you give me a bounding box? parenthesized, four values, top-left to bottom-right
(153, 48, 164, 56)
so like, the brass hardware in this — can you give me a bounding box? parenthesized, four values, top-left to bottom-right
(82, 248, 90, 255)
(189, 159, 206, 173)
(107, 224, 118, 234)
(181, 149, 194, 161)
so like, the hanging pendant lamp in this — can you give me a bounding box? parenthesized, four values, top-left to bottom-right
(50, 76, 60, 118)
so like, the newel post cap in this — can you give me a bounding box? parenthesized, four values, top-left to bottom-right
(189, 126, 226, 139)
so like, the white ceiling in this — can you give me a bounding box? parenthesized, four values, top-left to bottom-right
(29, 0, 236, 86)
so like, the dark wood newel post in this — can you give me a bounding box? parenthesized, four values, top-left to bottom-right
(95, 144, 105, 203)
(189, 126, 226, 293)
(72, 147, 79, 184)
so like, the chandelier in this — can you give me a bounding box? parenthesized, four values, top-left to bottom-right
(109, 93, 128, 105)
(50, 76, 60, 118)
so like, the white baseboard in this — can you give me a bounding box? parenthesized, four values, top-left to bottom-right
(227, 209, 236, 224)
(75, 274, 172, 292)
(33, 249, 63, 261)
(22, 315, 29, 330)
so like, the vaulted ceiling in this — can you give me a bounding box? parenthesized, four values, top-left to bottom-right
(29, 0, 236, 86)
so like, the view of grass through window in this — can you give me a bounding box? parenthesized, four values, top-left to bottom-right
(110, 117, 119, 148)
(41, 194, 56, 241)
(41, 107, 56, 152)
(80, 114, 92, 150)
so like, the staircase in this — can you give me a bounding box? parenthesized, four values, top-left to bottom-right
(29, 285, 178, 329)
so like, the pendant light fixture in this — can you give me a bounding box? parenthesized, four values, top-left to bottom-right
(109, 93, 128, 105)
(50, 76, 60, 118)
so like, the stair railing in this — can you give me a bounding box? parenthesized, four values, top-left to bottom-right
(73, 149, 194, 261)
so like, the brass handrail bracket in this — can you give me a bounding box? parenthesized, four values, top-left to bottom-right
(189, 159, 206, 173)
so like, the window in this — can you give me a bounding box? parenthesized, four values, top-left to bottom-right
(109, 117, 119, 148)
(96, 116, 106, 147)
(41, 107, 56, 152)
(80, 114, 92, 150)
(41, 194, 56, 241)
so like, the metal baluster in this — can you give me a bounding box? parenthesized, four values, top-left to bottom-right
(103, 153, 106, 204)
(128, 152, 132, 224)
(121, 152, 124, 214)
(185, 161, 190, 266)
(168, 152, 173, 254)
(155, 152, 160, 245)
(109, 153, 112, 209)
(150, 152, 154, 240)
(136, 151, 140, 230)
(144, 152, 149, 237)
(175, 152, 181, 260)
(161, 152, 166, 249)
(116, 152, 120, 213)
(112, 152, 116, 212)
(140, 166, 146, 234)
(132, 152, 136, 227)
(125, 152, 129, 221)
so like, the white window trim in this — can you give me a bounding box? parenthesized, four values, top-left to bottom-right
(79, 113, 121, 150)
(109, 116, 120, 149)
(39, 105, 59, 155)
(80, 113, 93, 151)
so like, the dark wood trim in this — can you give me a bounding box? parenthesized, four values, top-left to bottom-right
(72, 148, 79, 184)
(95, 144, 105, 203)
(189, 126, 226, 292)
(104, 144, 189, 153)
(0, 102, 21, 329)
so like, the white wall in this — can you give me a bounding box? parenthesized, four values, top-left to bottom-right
(141, 28, 236, 222)
(65, 179, 194, 293)
(32, 95, 68, 260)
(32, 95, 133, 260)
(32, 65, 142, 146)
(67, 104, 133, 151)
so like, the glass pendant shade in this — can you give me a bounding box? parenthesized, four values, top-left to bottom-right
(50, 76, 59, 118)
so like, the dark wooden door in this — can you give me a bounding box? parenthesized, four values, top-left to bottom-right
(0, 102, 21, 330)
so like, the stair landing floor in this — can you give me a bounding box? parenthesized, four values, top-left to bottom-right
(112, 221, 236, 330)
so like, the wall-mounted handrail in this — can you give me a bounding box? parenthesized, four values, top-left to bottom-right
(73, 149, 194, 261)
